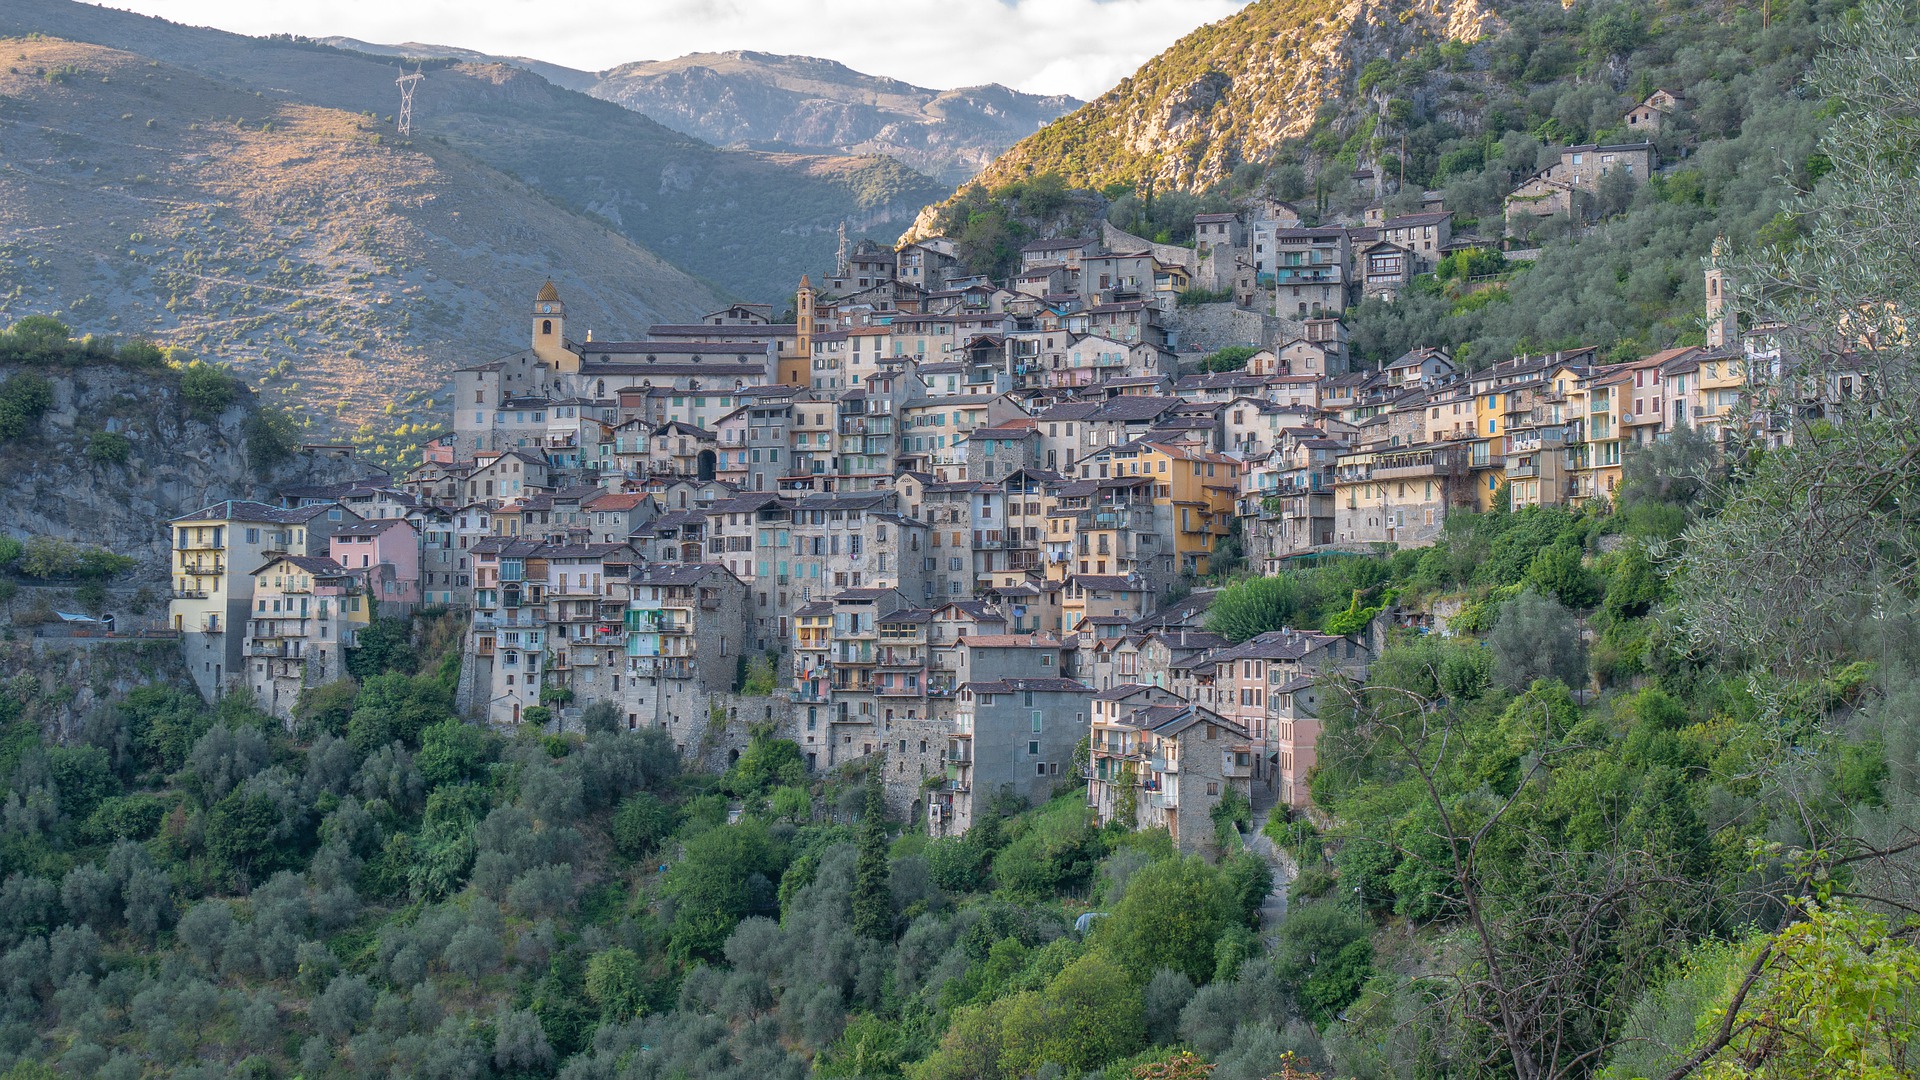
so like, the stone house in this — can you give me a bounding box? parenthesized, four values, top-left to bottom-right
(1625, 89, 1683, 134)
(1332, 441, 1475, 548)
(1088, 695, 1253, 851)
(621, 562, 748, 695)
(1505, 143, 1655, 228)
(1380, 212, 1453, 271)
(965, 420, 1041, 483)
(930, 675, 1092, 837)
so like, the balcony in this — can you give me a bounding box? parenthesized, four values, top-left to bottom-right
(248, 642, 295, 658)
(1150, 756, 1175, 774)
(1257, 265, 1342, 286)
(945, 745, 972, 764)
(1505, 462, 1539, 479)
(474, 613, 546, 629)
(1372, 455, 1466, 481)
(877, 681, 924, 697)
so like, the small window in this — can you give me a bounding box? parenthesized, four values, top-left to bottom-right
(1028, 741, 1040, 755)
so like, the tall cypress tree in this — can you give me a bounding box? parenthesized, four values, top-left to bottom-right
(851, 768, 892, 941)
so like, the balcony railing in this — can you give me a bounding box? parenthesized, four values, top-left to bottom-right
(474, 613, 545, 629)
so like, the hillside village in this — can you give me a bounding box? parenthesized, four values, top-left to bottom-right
(159, 84, 1824, 847)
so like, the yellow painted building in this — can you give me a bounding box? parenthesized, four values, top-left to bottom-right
(1571, 369, 1630, 504)
(1078, 442, 1241, 577)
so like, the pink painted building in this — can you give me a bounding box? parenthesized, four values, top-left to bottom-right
(328, 518, 422, 611)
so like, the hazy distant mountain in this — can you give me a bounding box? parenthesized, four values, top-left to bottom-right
(0, 35, 723, 428)
(0, 0, 951, 309)
(321, 42, 1081, 185)
(587, 52, 1081, 184)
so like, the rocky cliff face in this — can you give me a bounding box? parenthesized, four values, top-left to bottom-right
(971, 0, 1502, 192)
(0, 363, 359, 586)
(588, 52, 1080, 185)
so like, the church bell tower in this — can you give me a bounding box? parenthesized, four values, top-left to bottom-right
(531, 279, 579, 373)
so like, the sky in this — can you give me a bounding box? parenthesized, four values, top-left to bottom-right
(88, 0, 1254, 100)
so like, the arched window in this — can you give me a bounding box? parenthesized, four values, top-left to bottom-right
(541, 319, 552, 335)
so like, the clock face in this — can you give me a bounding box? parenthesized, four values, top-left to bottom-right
(542, 304, 552, 313)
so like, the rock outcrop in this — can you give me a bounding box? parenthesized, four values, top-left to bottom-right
(964, 0, 1503, 193)
(0, 362, 362, 587)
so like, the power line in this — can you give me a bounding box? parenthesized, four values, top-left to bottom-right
(395, 69, 424, 136)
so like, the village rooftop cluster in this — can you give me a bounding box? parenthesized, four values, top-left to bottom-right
(165, 101, 1823, 843)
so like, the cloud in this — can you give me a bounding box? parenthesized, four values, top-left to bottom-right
(92, 0, 1251, 98)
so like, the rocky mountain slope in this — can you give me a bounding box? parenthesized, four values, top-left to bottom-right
(587, 52, 1079, 184)
(0, 37, 722, 425)
(0, 0, 951, 310)
(0, 354, 362, 588)
(320, 43, 1076, 185)
(970, 0, 1501, 192)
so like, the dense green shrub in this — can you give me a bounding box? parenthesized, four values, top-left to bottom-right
(178, 362, 240, 419)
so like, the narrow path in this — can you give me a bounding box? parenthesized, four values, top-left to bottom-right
(1242, 813, 1297, 940)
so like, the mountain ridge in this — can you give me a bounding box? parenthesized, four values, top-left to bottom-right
(317, 38, 1079, 185)
(967, 0, 1501, 193)
(0, 35, 724, 428)
(1, 0, 951, 303)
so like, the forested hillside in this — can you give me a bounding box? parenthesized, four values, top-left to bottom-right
(930, 0, 1837, 370)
